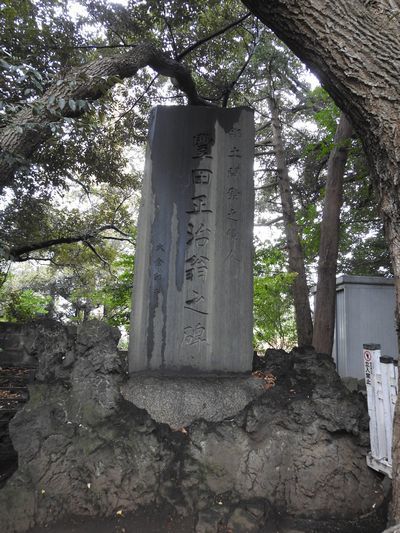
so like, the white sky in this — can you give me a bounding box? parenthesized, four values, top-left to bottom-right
(69, 0, 129, 19)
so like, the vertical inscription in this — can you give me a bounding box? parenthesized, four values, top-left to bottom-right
(225, 128, 242, 262)
(152, 243, 165, 296)
(182, 132, 214, 347)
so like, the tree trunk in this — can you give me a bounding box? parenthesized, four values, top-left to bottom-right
(268, 96, 313, 346)
(312, 112, 353, 354)
(83, 304, 92, 322)
(242, 0, 400, 520)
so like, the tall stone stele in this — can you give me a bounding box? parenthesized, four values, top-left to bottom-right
(129, 106, 254, 373)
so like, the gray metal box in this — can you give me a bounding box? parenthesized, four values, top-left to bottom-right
(333, 275, 398, 378)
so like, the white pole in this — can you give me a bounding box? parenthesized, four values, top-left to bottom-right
(363, 344, 382, 459)
(380, 355, 394, 463)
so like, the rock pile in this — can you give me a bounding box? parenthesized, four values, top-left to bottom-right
(0, 321, 387, 532)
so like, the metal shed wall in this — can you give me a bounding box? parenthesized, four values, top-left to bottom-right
(333, 275, 398, 378)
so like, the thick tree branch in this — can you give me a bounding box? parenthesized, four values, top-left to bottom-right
(0, 43, 208, 191)
(1, 12, 254, 190)
(6, 224, 132, 261)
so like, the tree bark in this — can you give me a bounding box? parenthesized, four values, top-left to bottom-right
(269, 96, 314, 346)
(0, 44, 207, 191)
(242, 0, 400, 520)
(313, 112, 353, 354)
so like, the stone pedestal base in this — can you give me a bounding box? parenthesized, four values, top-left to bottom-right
(121, 374, 265, 428)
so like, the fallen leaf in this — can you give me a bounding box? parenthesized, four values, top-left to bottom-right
(252, 371, 277, 389)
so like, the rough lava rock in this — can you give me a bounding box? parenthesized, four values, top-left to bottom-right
(0, 321, 388, 532)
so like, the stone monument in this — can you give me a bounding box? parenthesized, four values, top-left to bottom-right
(129, 106, 254, 373)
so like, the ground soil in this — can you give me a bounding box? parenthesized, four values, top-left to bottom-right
(26, 506, 195, 533)
(24, 511, 390, 533)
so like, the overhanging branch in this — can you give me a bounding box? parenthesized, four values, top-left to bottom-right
(6, 224, 133, 261)
(0, 43, 208, 191)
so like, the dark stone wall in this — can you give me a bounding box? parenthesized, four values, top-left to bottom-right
(0, 322, 37, 367)
(0, 321, 388, 533)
